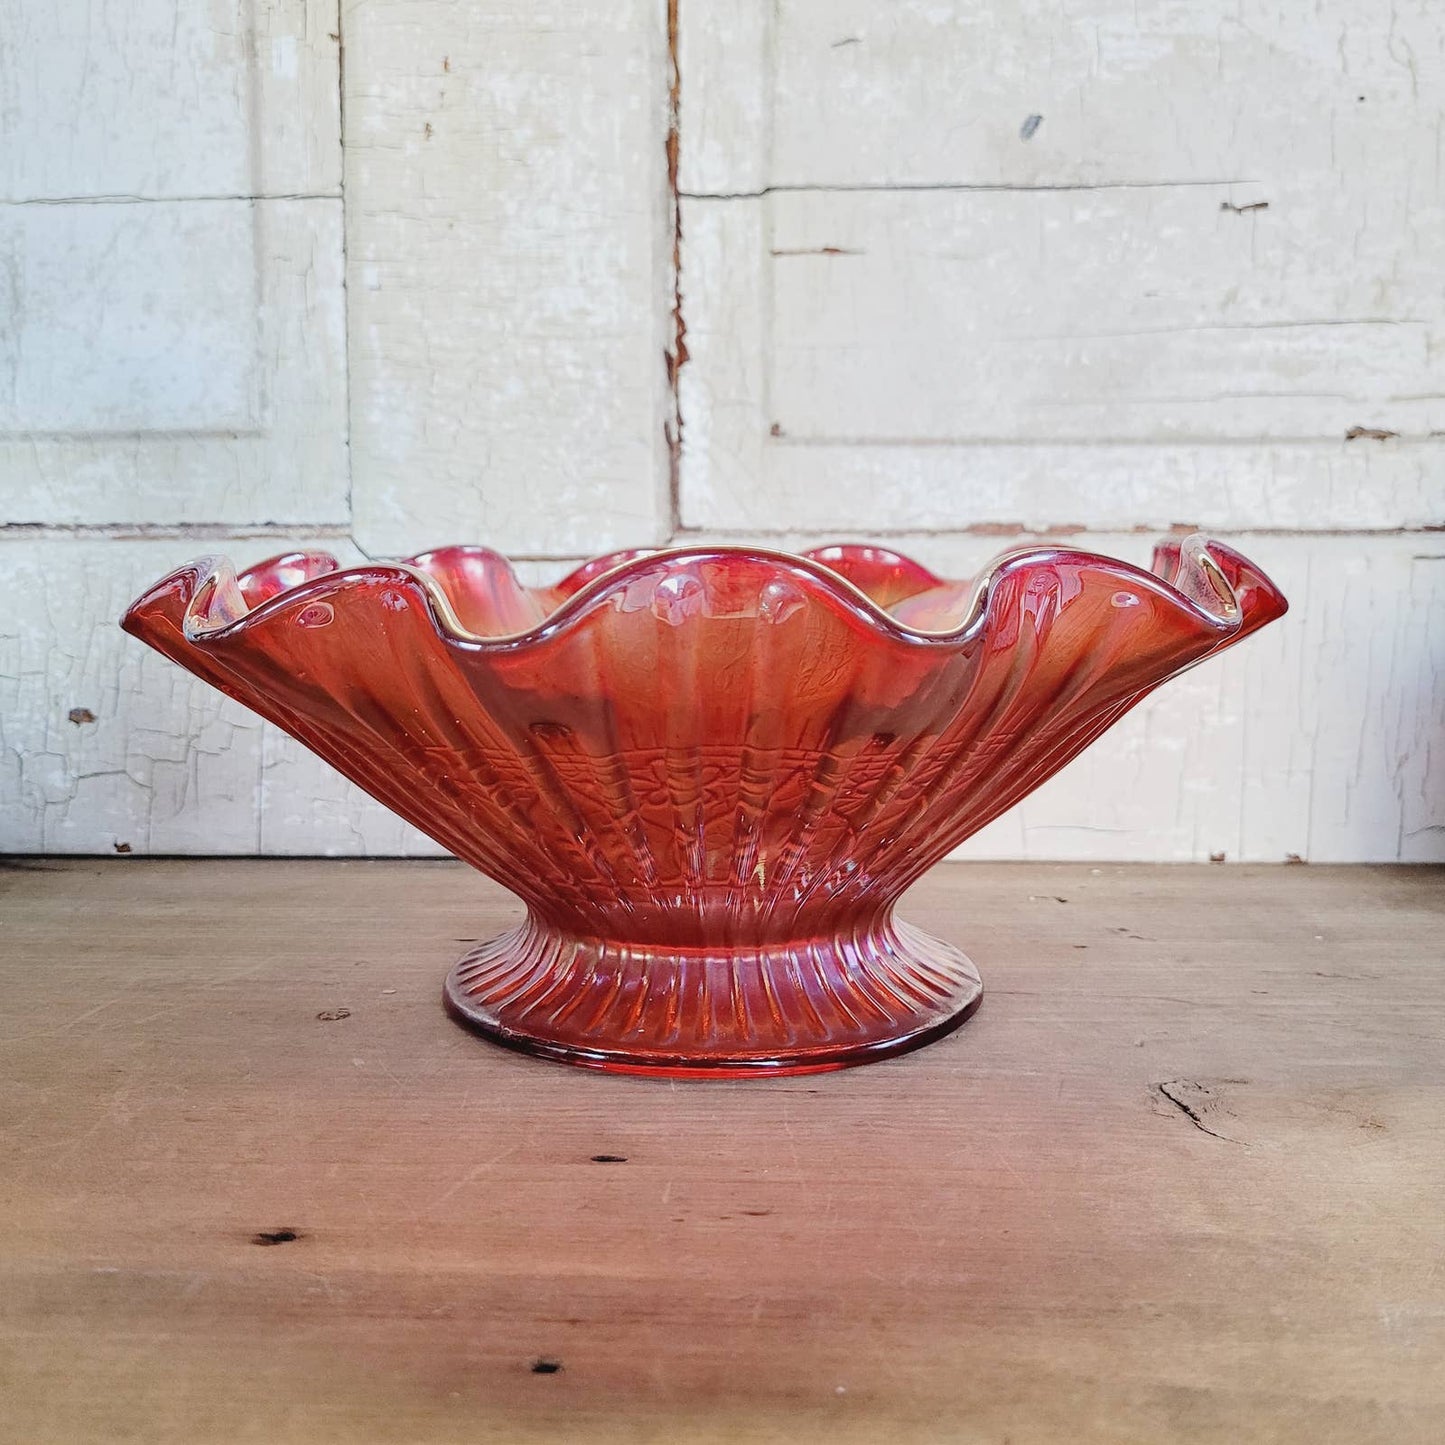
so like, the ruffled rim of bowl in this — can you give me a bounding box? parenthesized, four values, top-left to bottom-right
(123, 536, 1286, 654)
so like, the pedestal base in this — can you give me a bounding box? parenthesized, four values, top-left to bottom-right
(443, 913, 983, 1077)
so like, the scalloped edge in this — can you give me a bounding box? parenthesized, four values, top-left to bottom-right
(121, 537, 1286, 657)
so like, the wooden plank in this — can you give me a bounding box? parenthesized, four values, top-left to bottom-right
(342, 0, 673, 559)
(1, 858, 1442, 1444)
(1303, 545, 1445, 863)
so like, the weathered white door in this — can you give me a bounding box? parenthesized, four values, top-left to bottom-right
(1, 1, 348, 852)
(3, 0, 1441, 863)
(676, 1, 1445, 862)
(1, 0, 670, 855)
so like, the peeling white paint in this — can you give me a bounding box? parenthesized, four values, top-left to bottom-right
(0, 0, 1438, 863)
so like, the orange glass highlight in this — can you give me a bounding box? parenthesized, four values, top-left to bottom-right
(123, 538, 1286, 1076)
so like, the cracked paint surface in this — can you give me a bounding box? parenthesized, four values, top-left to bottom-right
(1, 0, 1440, 862)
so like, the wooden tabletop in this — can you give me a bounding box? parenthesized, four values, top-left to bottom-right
(2, 859, 1442, 1444)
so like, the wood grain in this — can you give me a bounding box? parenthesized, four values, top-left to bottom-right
(2, 859, 1442, 1443)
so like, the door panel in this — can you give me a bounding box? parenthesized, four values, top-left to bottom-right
(675, 1, 1445, 861)
(677, 1, 1445, 535)
(0, 0, 346, 527)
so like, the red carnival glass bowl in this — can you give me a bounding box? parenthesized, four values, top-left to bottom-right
(122, 537, 1286, 1077)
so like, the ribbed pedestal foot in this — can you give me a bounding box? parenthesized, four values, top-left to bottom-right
(442, 913, 983, 1077)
